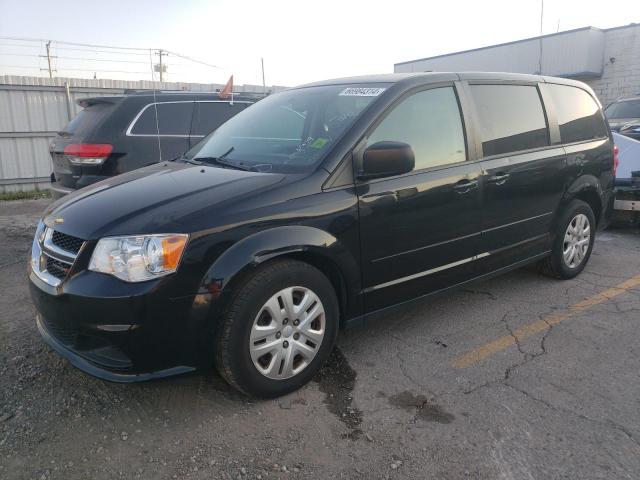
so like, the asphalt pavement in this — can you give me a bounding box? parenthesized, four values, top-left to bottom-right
(1, 198, 639, 479)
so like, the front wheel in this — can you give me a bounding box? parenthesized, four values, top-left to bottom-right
(214, 259, 339, 398)
(539, 199, 596, 279)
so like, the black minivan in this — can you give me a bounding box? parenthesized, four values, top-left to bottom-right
(49, 91, 257, 198)
(30, 73, 615, 397)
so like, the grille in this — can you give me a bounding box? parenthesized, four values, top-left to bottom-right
(51, 230, 84, 254)
(46, 256, 71, 279)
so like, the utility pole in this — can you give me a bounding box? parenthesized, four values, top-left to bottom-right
(261, 57, 266, 94)
(158, 49, 164, 82)
(538, 0, 544, 74)
(39, 41, 56, 78)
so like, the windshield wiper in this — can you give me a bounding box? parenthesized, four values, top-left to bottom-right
(174, 156, 202, 165)
(193, 147, 257, 172)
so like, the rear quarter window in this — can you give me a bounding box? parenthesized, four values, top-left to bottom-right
(470, 84, 549, 157)
(547, 84, 607, 143)
(192, 102, 249, 136)
(130, 102, 194, 136)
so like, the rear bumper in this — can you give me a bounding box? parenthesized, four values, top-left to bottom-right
(614, 185, 640, 211)
(50, 182, 73, 200)
(611, 185, 640, 225)
(50, 174, 112, 199)
(614, 199, 639, 211)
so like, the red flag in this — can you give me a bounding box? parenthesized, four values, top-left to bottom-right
(219, 75, 233, 99)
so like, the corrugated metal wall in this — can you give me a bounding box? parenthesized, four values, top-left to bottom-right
(0, 75, 285, 192)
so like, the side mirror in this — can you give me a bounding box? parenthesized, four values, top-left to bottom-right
(358, 141, 415, 180)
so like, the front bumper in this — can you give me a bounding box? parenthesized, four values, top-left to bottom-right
(29, 269, 215, 382)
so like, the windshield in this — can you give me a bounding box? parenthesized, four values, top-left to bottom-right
(184, 84, 387, 173)
(605, 99, 640, 119)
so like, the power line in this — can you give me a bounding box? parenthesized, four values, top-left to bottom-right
(164, 50, 221, 69)
(53, 46, 151, 56)
(0, 52, 149, 64)
(0, 35, 150, 51)
(0, 36, 226, 81)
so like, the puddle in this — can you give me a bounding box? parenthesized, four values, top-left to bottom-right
(387, 391, 455, 424)
(314, 347, 363, 440)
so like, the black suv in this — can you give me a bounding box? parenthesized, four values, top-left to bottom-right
(30, 73, 615, 398)
(49, 91, 258, 198)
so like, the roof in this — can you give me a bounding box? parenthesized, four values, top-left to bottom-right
(294, 71, 584, 89)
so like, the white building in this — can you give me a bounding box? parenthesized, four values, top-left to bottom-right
(395, 24, 640, 107)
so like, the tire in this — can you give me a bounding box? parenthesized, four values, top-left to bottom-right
(214, 259, 339, 398)
(539, 199, 596, 279)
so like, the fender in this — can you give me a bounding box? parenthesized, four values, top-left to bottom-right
(554, 174, 604, 229)
(198, 225, 363, 321)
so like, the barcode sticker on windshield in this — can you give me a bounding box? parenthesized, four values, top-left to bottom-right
(339, 87, 386, 97)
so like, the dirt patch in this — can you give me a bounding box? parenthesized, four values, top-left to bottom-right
(314, 347, 363, 439)
(388, 391, 455, 424)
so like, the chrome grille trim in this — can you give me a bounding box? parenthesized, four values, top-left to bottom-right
(42, 228, 77, 263)
(31, 224, 85, 287)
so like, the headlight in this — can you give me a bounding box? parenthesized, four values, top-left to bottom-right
(89, 234, 188, 282)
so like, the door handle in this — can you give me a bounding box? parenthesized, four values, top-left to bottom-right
(487, 173, 510, 185)
(453, 179, 478, 194)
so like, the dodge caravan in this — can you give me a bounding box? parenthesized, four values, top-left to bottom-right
(30, 73, 615, 397)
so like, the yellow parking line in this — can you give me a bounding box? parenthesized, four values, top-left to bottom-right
(453, 274, 640, 369)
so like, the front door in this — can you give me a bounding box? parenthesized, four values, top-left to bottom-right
(357, 85, 483, 313)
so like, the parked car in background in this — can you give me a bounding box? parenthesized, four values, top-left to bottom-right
(612, 131, 640, 224)
(49, 91, 260, 198)
(605, 95, 640, 138)
(617, 121, 640, 141)
(30, 73, 615, 398)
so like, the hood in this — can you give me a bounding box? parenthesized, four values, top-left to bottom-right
(43, 162, 285, 239)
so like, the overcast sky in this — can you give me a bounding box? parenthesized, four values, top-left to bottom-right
(0, 0, 637, 86)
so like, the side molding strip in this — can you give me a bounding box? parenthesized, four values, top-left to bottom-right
(363, 252, 490, 293)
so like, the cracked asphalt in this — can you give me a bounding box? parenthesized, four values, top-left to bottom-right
(2, 198, 640, 480)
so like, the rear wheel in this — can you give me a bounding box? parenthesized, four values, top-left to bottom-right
(215, 259, 339, 398)
(539, 199, 596, 279)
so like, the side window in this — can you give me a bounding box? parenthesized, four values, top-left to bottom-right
(470, 84, 549, 157)
(547, 84, 607, 143)
(192, 102, 249, 136)
(130, 102, 194, 135)
(368, 87, 466, 171)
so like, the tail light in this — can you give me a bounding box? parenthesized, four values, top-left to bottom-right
(63, 144, 113, 166)
(613, 144, 619, 177)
